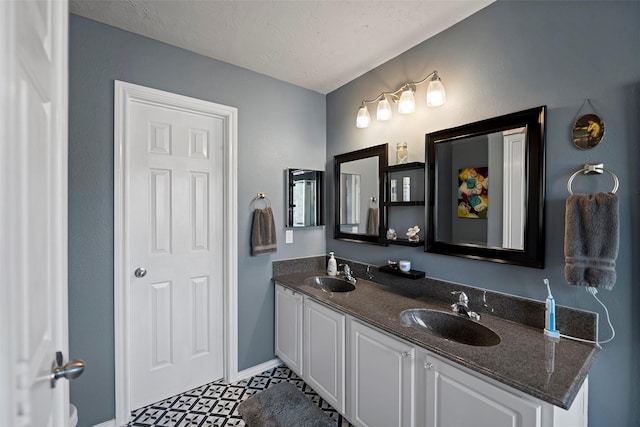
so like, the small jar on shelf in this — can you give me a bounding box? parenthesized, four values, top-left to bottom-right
(396, 142, 408, 164)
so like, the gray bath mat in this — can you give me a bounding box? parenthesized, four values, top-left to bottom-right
(238, 381, 335, 426)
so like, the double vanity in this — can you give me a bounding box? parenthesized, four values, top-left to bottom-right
(273, 257, 597, 427)
(276, 107, 599, 426)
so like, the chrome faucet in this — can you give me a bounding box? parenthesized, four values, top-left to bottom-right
(340, 264, 357, 285)
(366, 264, 374, 280)
(451, 291, 480, 321)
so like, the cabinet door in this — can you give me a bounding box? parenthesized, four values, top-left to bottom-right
(349, 319, 414, 427)
(274, 284, 303, 375)
(417, 349, 542, 427)
(304, 298, 345, 413)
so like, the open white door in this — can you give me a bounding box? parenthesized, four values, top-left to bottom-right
(0, 1, 81, 427)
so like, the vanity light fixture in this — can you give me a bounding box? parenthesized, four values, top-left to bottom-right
(355, 70, 445, 129)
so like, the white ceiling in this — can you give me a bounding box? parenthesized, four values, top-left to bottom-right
(69, 0, 494, 94)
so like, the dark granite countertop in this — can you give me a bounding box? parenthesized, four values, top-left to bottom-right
(273, 270, 599, 410)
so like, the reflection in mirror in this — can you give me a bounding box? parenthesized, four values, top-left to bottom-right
(434, 127, 525, 249)
(334, 144, 387, 244)
(339, 173, 360, 229)
(287, 168, 324, 227)
(426, 106, 546, 268)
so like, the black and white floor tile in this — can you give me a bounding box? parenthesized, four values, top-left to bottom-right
(128, 365, 353, 427)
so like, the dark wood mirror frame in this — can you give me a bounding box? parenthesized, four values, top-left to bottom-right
(286, 168, 324, 228)
(334, 143, 388, 245)
(425, 106, 546, 268)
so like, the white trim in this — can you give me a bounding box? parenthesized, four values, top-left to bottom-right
(113, 81, 238, 425)
(92, 420, 117, 427)
(236, 358, 284, 382)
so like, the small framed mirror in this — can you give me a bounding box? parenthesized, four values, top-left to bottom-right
(426, 106, 546, 268)
(334, 144, 387, 244)
(286, 168, 324, 227)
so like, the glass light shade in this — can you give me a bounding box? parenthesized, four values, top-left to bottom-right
(426, 77, 446, 107)
(376, 98, 392, 121)
(356, 105, 371, 128)
(397, 89, 415, 114)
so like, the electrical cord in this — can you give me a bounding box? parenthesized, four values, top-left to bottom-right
(559, 286, 615, 348)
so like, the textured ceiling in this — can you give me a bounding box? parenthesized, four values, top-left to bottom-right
(70, 0, 493, 94)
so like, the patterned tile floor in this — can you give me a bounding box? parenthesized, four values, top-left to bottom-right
(127, 365, 353, 427)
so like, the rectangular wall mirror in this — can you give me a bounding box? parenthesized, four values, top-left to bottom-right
(287, 168, 324, 227)
(425, 106, 546, 268)
(334, 144, 387, 244)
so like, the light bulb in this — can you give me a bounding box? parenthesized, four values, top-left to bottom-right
(397, 89, 415, 114)
(356, 105, 370, 128)
(376, 98, 392, 121)
(426, 75, 446, 107)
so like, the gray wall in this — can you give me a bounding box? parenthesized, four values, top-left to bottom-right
(326, 2, 639, 426)
(68, 15, 326, 426)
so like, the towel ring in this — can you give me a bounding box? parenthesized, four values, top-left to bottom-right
(251, 192, 272, 209)
(567, 163, 619, 194)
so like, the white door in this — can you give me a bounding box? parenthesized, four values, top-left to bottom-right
(0, 1, 72, 426)
(122, 84, 228, 410)
(502, 130, 526, 250)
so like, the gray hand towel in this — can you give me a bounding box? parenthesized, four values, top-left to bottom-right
(366, 207, 378, 235)
(564, 192, 618, 290)
(251, 207, 277, 256)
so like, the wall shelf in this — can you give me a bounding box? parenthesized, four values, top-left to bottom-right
(383, 201, 425, 207)
(386, 238, 423, 247)
(383, 161, 426, 173)
(378, 265, 426, 279)
(383, 162, 425, 246)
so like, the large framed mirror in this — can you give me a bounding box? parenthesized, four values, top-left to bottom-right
(425, 106, 546, 268)
(334, 144, 387, 244)
(286, 168, 324, 227)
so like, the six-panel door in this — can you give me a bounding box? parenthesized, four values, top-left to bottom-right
(128, 98, 225, 409)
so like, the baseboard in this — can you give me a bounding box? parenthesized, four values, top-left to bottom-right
(92, 420, 116, 427)
(236, 358, 283, 382)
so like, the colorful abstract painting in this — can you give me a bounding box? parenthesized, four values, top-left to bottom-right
(458, 167, 488, 219)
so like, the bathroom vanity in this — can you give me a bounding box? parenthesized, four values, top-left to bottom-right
(273, 267, 595, 427)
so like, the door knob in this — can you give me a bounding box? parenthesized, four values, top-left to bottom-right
(51, 351, 85, 388)
(134, 267, 147, 278)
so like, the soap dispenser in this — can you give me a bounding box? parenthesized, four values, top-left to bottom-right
(327, 252, 337, 276)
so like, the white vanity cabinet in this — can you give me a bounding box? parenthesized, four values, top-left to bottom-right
(274, 283, 587, 427)
(303, 298, 346, 413)
(274, 284, 303, 375)
(348, 319, 414, 427)
(415, 348, 588, 427)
